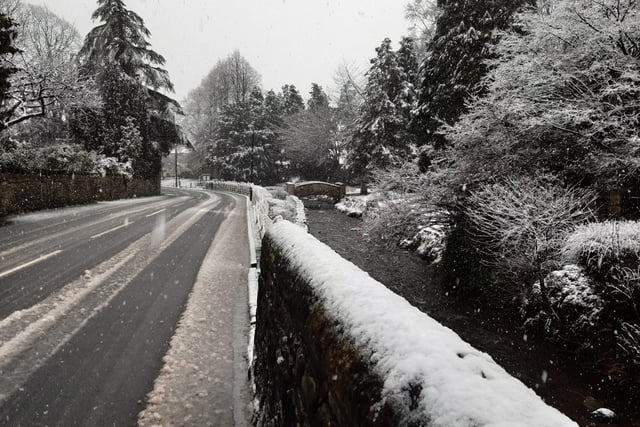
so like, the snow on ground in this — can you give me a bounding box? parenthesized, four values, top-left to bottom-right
(400, 224, 448, 263)
(5, 195, 166, 224)
(0, 194, 221, 402)
(335, 195, 371, 217)
(267, 220, 577, 427)
(138, 193, 251, 427)
(161, 178, 202, 188)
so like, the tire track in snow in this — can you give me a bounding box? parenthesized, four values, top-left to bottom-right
(137, 192, 251, 427)
(0, 192, 221, 405)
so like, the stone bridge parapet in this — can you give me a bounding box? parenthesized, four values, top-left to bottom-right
(284, 181, 346, 201)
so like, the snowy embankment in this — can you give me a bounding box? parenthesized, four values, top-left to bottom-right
(256, 219, 577, 426)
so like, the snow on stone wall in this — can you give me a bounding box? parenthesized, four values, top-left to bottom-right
(203, 180, 271, 238)
(255, 219, 578, 427)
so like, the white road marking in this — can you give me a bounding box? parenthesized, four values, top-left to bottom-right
(145, 208, 166, 218)
(90, 222, 133, 239)
(0, 250, 63, 279)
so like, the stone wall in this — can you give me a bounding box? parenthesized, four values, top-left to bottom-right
(254, 235, 390, 426)
(253, 220, 577, 427)
(0, 173, 160, 217)
(285, 181, 346, 201)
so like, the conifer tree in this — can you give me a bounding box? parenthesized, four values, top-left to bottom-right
(281, 84, 304, 116)
(348, 37, 418, 178)
(414, 0, 534, 148)
(80, 0, 172, 91)
(307, 83, 329, 111)
(75, 0, 182, 177)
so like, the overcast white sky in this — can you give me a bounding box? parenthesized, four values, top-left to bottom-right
(24, 0, 410, 102)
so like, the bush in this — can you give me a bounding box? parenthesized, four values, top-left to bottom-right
(523, 265, 604, 349)
(0, 141, 131, 177)
(563, 221, 640, 281)
(465, 176, 594, 307)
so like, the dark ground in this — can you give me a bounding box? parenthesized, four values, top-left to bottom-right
(304, 198, 640, 427)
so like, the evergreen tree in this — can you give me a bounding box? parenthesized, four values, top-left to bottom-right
(414, 0, 534, 148)
(281, 84, 304, 115)
(80, 0, 172, 91)
(307, 83, 329, 111)
(348, 38, 418, 178)
(0, 12, 19, 129)
(207, 89, 280, 184)
(75, 0, 181, 177)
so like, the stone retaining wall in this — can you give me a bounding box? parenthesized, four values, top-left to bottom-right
(253, 220, 577, 427)
(0, 173, 159, 217)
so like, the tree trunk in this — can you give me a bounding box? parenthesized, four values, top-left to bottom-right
(360, 180, 368, 195)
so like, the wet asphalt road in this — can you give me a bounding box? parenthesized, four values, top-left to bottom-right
(0, 188, 248, 426)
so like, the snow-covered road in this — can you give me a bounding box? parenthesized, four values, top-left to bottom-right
(0, 188, 251, 426)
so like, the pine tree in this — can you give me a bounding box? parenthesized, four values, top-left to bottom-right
(281, 84, 304, 116)
(348, 38, 418, 178)
(207, 89, 281, 184)
(307, 83, 329, 111)
(414, 0, 535, 148)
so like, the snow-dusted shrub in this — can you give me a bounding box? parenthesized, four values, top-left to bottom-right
(563, 221, 640, 280)
(466, 176, 594, 310)
(268, 198, 296, 222)
(335, 195, 369, 217)
(362, 162, 452, 255)
(524, 265, 604, 347)
(400, 224, 447, 264)
(445, 0, 640, 189)
(618, 322, 640, 367)
(0, 141, 132, 177)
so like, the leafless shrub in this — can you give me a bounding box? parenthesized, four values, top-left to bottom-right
(465, 176, 594, 314)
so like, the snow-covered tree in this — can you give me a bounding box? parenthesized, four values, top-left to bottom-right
(307, 83, 329, 111)
(446, 0, 640, 193)
(80, 0, 172, 91)
(348, 37, 419, 179)
(206, 88, 280, 184)
(0, 11, 18, 128)
(0, 4, 99, 131)
(281, 84, 304, 116)
(182, 51, 261, 149)
(404, 0, 440, 56)
(77, 0, 182, 177)
(414, 0, 535, 148)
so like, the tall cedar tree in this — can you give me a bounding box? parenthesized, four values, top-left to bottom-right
(77, 0, 180, 176)
(80, 0, 172, 91)
(414, 0, 534, 149)
(348, 37, 418, 178)
(0, 13, 19, 130)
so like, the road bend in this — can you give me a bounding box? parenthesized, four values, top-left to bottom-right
(0, 188, 251, 426)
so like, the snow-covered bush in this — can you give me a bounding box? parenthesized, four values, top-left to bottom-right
(524, 265, 604, 347)
(0, 141, 132, 177)
(618, 322, 640, 367)
(400, 224, 447, 263)
(360, 162, 452, 259)
(335, 195, 370, 217)
(563, 221, 640, 280)
(445, 0, 640, 190)
(268, 198, 296, 222)
(465, 176, 594, 310)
